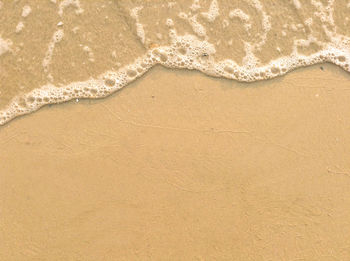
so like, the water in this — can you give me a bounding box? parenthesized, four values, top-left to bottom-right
(0, 0, 349, 125)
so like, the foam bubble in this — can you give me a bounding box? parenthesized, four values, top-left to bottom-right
(58, 0, 83, 16)
(178, 11, 207, 39)
(42, 29, 64, 80)
(130, 6, 146, 44)
(229, 9, 251, 31)
(0, 36, 12, 56)
(201, 0, 220, 22)
(21, 5, 32, 18)
(82, 45, 95, 62)
(292, 0, 301, 9)
(190, 0, 201, 12)
(15, 22, 24, 33)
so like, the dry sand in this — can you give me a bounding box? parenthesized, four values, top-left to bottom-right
(1, 64, 350, 260)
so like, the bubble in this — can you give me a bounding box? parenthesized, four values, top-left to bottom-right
(17, 97, 27, 108)
(338, 56, 346, 62)
(127, 69, 137, 78)
(27, 96, 35, 103)
(271, 67, 280, 74)
(159, 53, 168, 62)
(224, 66, 234, 74)
(177, 47, 186, 55)
(104, 78, 115, 87)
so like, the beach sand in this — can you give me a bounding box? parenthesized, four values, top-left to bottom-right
(1, 64, 350, 260)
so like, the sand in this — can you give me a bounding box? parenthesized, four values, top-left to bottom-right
(1, 0, 350, 259)
(1, 64, 350, 260)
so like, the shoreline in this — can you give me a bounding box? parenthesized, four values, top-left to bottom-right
(1, 57, 349, 127)
(1, 64, 350, 259)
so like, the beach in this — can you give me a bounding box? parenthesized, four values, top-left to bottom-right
(1, 0, 350, 260)
(1, 64, 350, 260)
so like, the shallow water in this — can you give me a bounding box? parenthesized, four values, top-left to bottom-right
(0, 0, 349, 125)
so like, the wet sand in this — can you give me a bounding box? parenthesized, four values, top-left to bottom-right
(1, 0, 350, 125)
(1, 64, 350, 260)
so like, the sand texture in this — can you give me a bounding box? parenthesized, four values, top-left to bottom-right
(1, 64, 350, 260)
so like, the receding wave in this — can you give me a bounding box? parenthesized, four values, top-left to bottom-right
(0, 0, 349, 125)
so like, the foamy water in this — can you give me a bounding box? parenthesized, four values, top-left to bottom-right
(0, 0, 349, 125)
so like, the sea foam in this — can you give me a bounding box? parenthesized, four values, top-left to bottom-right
(0, 0, 349, 125)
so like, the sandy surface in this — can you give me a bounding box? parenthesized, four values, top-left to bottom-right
(1, 64, 350, 260)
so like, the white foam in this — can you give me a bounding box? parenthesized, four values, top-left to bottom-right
(130, 6, 146, 44)
(58, 0, 83, 16)
(229, 9, 249, 22)
(304, 18, 313, 26)
(311, 0, 335, 26)
(292, 0, 301, 9)
(82, 45, 95, 62)
(190, 0, 201, 12)
(15, 22, 25, 33)
(178, 11, 207, 39)
(188, 15, 207, 37)
(201, 0, 219, 22)
(166, 18, 174, 27)
(0, 36, 12, 57)
(222, 19, 229, 29)
(246, 0, 271, 51)
(167, 2, 176, 8)
(21, 5, 32, 17)
(229, 9, 251, 31)
(42, 29, 64, 80)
